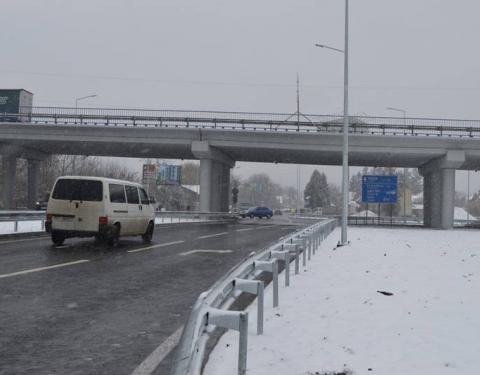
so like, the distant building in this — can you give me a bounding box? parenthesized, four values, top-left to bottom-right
(182, 185, 200, 194)
(154, 184, 199, 211)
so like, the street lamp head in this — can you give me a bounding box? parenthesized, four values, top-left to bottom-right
(76, 94, 98, 101)
(386, 107, 407, 117)
(314, 43, 344, 54)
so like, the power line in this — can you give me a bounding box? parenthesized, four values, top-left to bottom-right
(3, 68, 480, 92)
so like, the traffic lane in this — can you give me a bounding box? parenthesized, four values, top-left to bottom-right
(0, 223, 295, 375)
(0, 222, 259, 276)
(0, 223, 299, 375)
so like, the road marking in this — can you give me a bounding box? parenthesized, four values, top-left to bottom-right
(180, 249, 233, 256)
(131, 326, 184, 375)
(0, 259, 90, 279)
(127, 240, 185, 253)
(236, 228, 256, 232)
(197, 232, 228, 239)
(256, 225, 276, 229)
(0, 236, 50, 246)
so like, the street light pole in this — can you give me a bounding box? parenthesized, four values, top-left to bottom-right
(467, 170, 470, 225)
(315, 0, 349, 246)
(75, 94, 97, 113)
(73, 94, 97, 173)
(386, 107, 407, 224)
(341, 0, 349, 246)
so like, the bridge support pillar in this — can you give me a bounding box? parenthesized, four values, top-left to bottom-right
(27, 159, 40, 209)
(1, 155, 17, 209)
(420, 151, 465, 229)
(192, 141, 235, 212)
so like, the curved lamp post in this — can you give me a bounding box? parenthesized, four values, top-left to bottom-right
(315, 0, 349, 246)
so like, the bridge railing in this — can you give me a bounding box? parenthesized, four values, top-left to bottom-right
(1, 107, 480, 137)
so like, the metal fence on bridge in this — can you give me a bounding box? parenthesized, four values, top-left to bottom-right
(2, 106, 480, 138)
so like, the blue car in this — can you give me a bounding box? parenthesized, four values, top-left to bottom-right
(242, 206, 273, 219)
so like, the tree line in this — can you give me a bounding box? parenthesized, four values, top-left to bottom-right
(0, 155, 138, 208)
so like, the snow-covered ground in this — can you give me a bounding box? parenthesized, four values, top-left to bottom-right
(204, 227, 480, 375)
(352, 210, 378, 218)
(454, 206, 477, 221)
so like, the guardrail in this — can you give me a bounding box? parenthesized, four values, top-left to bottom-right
(0, 211, 46, 234)
(2, 107, 480, 138)
(155, 211, 235, 224)
(0, 211, 236, 235)
(347, 215, 421, 226)
(317, 214, 478, 227)
(170, 218, 336, 375)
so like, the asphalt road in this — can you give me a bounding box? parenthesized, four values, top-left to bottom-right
(0, 218, 303, 375)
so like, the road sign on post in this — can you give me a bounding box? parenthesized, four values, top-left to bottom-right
(362, 175, 397, 203)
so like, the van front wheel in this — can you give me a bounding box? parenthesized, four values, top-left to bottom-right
(142, 222, 154, 244)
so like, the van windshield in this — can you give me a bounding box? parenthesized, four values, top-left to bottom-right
(52, 179, 103, 202)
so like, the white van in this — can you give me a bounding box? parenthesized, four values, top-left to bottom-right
(45, 176, 155, 246)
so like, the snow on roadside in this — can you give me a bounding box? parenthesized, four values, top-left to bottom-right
(0, 220, 44, 235)
(204, 227, 480, 375)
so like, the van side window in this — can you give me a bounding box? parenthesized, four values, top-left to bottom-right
(125, 185, 140, 204)
(109, 184, 126, 203)
(138, 188, 149, 205)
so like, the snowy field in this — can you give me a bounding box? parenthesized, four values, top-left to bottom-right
(204, 227, 480, 375)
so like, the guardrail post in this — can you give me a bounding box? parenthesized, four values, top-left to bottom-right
(271, 250, 290, 287)
(14, 220, 18, 233)
(311, 231, 317, 255)
(292, 238, 306, 267)
(207, 308, 248, 375)
(283, 243, 299, 275)
(254, 260, 279, 307)
(41, 220, 45, 231)
(233, 278, 264, 335)
(304, 234, 312, 260)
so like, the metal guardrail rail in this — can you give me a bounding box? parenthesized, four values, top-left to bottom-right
(155, 211, 235, 223)
(170, 218, 336, 375)
(0, 211, 236, 235)
(2, 107, 480, 138)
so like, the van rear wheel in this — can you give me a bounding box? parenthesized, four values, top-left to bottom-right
(51, 232, 65, 246)
(107, 224, 120, 247)
(142, 222, 154, 244)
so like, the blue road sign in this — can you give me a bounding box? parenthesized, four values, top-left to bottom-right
(362, 175, 398, 203)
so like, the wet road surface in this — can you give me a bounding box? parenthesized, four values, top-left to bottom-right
(0, 218, 303, 375)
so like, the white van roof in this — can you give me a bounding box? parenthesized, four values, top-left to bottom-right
(55, 176, 145, 188)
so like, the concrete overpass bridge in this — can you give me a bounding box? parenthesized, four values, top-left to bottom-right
(2, 106, 480, 229)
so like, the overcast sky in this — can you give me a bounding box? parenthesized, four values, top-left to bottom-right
(2, 0, 480, 192)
